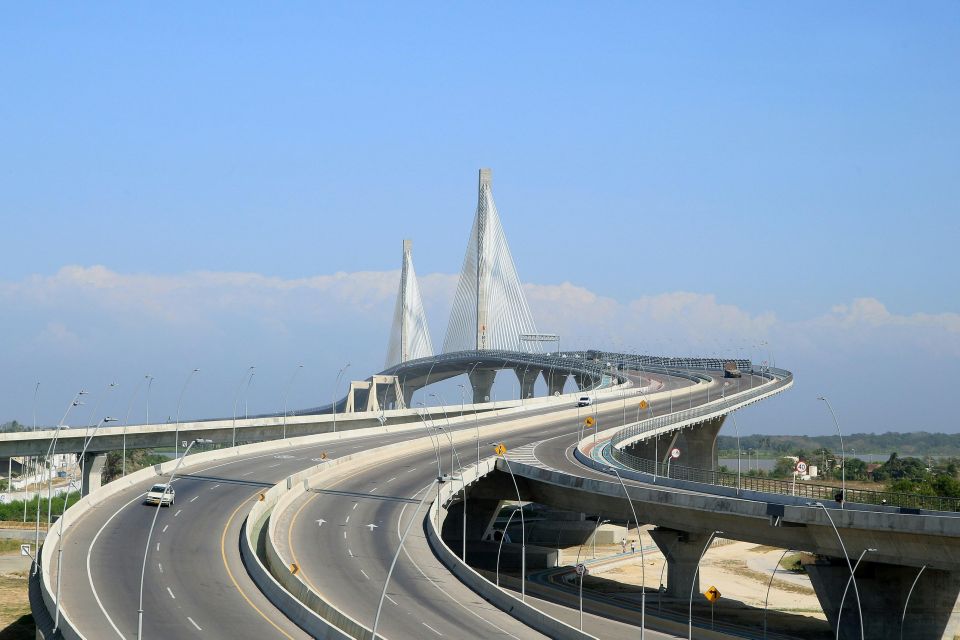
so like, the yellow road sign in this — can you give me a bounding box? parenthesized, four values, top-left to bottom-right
(639, 400, 648, 410)
(290, 562, 300, 575)
(584, 416, 596, 427)
(704, 585, 721, 602)
(494, 443, 507, 456)
(321, 451, 328, 460)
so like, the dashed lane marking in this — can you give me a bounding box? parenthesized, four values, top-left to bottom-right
(422, 622, 443, 636)
(167, 587, 175, 599)
(187, 616, 202, 631)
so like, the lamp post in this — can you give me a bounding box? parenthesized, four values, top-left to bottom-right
(763, 548, 794, 638)
(79, 382, 118, 486)
(818, 396, 846, 508)
(836, 548, 876, 640)
(26, 382, 39, 524)
(145, 375, 154, 425)
(371, 478, 438, 640)
(592, 518, 610, 559)
(688, 530, 722, 640)
(231, 367, 254, 448)
(901, 566, 926, 640)
(431, 392, 468, 562)
(137, 438, 212, 639)
(809, 501, 863, 640)
(53, 416, 117, 633)
(174, 368, 199, 458)
(122, 376, 150, 477)
(608, 466, 646, 638)
(495, 507, 519, 587)
(332, 363, 351, 433)
(731, 412, 742, 494)
(415, 406, 445, 531)
(282, 364, 304, 440)
(44, 391, 87, 533)
(494, 445, 527, 602)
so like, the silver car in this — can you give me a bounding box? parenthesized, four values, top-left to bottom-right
(145, 483, 175, 507)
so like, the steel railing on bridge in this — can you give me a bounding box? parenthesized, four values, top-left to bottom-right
(610, 438, 960, 513)
(609, 367, 793, 449)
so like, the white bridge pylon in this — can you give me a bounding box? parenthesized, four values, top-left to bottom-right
(443, 168, 540, 353)
(385, 239, 434, 369)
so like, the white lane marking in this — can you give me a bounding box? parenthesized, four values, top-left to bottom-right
(360, 569, 370, 579)
(167, 587, 176, 599)
(241, 471, 254, 477)
(156, 543, 160, 551)
(190, 496, 198, 503)
(345, 516, 350, 524)
(267, 463, 281, 468)
(317, 519, 326, 527)
(162, 524, 168, 533)
(398, 483, 520, 639)
(348, 548, 354, 557)
(158, 563, 163, 573)
(352, 503, 358, 511)
(407, 467, 416, 473)
(174, 509, 182, 517)
(87, 491, 147, 640)
(343, 531, 347, 539)
(386, 477, 396, 483)
(385, 594, 398, 606)
(187, 616, 202, 631)
(422, 622, 442, 636)
(210, 484, 220, 490)
(369, 487, 378, 493)
(365, 523, 378, 531)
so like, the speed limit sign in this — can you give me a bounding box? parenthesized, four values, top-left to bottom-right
(670, 448, 681, 459)
(796, 461, 808, 474)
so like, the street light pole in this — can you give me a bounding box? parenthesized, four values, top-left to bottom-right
(45, 391, 87, 533)
(608, 466, 646, 638)
(810, 501, 863, 640)
(592, 518, 610, 559)
(231, 367, 254, 448)
(332, 363, 351, 433)
(282, 364, 304, 440)
(688, 530, 722, 640)
(763, 548, 794, 639)
(836, 548, 875, 640)
(145, 375, 154, 425)
(137, 438, 212, 639)
(371, 478, 438, 640)
(122, 376, 150, 477)
(818, 396, 846, 508)
(53, 416, 117, 634)
(496, 448, 527, 602)
(495, 508, 519, 587)
(174, 368, 199, 458)
(900, 565, 926, 640)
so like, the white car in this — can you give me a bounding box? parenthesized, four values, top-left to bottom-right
(577, 396, 593, 407)
(145, 483, 175, 507)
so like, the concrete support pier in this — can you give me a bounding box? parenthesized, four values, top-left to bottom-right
(544, 370, 568, 397)
(805, 558, 960, 640)
(81, 452, 107, 496)
(672, 416, 725, 470)
(649, 527, 715, 599)
(469, 369, 496, 404)
(515, 367, 541, 402)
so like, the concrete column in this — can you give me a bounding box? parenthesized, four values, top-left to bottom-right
(402, 381, 423, 408)
(81, 452, 107, 496)
(469, 369, 496, 404)
(649, 527, 714, 599)
(573, 373, 592, 391)
(805, 558, 960, 640)
(624, 432, 680, 468)
(515, 367, 542, 401)
(672, 416, 725, 471)
(545, 370, 569, 397)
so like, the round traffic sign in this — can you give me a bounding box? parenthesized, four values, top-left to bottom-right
(670, 447, 681, 459)
(796, 461, 808, 474)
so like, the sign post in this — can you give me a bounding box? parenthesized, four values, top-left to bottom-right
(667, 447, 681, 478)
(704, 585, 721, 629)
(576, 563, 589, 629)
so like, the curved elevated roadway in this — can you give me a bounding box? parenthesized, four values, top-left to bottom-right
(39, 362, 774, 639)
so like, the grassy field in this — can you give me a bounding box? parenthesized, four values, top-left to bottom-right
(0, 536, 33, 640)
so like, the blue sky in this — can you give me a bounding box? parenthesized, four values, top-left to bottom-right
(2, 4, 958, 436)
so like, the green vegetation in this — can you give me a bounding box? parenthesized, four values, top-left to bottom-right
(0, 492, 79, 522)
(717, 432, 960, 457)
(101, 448, 168, 484)
(779, 553, 807, 574)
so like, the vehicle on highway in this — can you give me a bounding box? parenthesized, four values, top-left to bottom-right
(723, 361, 742, 378)
(577, 396, 593, 407)
(145, 483, 175, 507)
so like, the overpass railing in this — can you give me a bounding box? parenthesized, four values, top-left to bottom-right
(609, 367, 793, 449)
(610, 444, 960, 512)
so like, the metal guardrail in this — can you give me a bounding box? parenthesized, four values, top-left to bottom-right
(611, 440, 960, 513)
(610, 367, 792, 448)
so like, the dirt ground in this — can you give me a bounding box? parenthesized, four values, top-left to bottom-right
(561, 529, 830, 637)
(0, 536, 33, 640)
